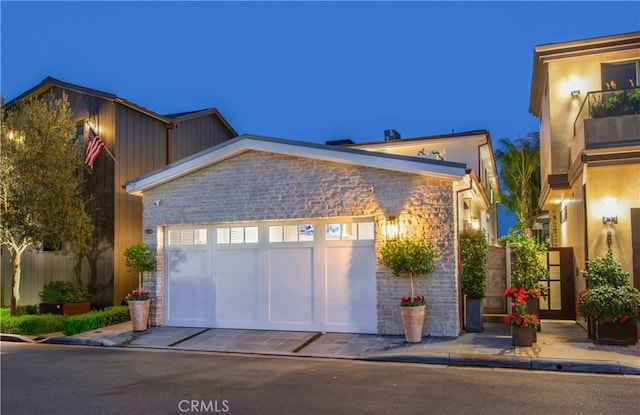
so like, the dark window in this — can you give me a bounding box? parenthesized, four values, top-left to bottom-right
(73, 122, 84, 146)
(601, 62, 638, 90)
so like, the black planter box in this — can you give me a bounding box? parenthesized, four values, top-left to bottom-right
(465, 298, 484, 332)
(39, 302, 90, 316)
(592, 320, 638, 345)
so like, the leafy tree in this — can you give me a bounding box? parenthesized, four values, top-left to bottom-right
(1, 92, 92, 316)
(494, 132, 541, 236)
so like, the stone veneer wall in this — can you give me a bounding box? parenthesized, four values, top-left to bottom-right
(139, 150, 460, 337)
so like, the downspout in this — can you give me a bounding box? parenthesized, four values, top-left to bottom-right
(455, 171, 474, 332)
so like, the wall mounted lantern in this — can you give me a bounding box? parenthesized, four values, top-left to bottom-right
(386, 216, 399, 240)
(601, 198, 618, 225)
(569, 76, 581, 97)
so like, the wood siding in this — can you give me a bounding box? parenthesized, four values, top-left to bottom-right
(170, 115, 236, 162)
(113, 105, 169, 304)
(1, 87, 115, 307)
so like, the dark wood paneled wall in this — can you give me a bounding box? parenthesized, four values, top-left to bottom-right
(113, 105, 169, 304)
(171, 115, 235, 162)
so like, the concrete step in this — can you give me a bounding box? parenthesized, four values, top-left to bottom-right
(483, 314, 506, 323)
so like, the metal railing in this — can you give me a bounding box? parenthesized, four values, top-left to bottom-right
(573, 86, 640, 136)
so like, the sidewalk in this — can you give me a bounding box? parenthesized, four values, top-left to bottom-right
(7, 320, 639, 375)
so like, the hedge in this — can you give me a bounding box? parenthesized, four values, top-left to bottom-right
(63, 306, 130, 335)
(0, 306, 131, 336)
(0, 313, 66, 335)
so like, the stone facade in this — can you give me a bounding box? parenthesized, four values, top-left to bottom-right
(140, 150, 460, 336)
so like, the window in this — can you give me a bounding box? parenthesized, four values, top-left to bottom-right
(168, 228, 207, 245)
(325, 222, 374, 241)
(217, 226, 258, 244)
(601, 61, 638, 90)
(72, 122, 84, 147)
(269, 224, 314, 243)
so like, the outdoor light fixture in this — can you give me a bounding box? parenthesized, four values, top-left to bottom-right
(601, 198, 618, 225)
(386, 216, 399, 240)
(569, 76, 581, 97)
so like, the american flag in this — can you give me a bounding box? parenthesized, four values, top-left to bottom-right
(84, 127, 105, 169)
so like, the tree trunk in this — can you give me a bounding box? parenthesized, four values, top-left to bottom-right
(10, 249, 22, 317)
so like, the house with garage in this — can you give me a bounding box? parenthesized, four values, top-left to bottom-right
(0, 77, 237, 307)
(529, 31, 640, 331)
(125, 130, 501, 337)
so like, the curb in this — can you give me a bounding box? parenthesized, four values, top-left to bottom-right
(1, 334, 37, 343)
(360, 352, 639, 375)
(38, 336, 116, 347)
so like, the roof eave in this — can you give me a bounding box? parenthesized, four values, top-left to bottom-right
(126, 135, 466, 196)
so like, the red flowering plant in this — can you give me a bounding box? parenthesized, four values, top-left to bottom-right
(400, 295, 426, 307)
(125, 290, 150, 302)
(576, 285, 640, 324)
(504, 287, 540, 329)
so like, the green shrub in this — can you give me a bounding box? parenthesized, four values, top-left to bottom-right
(460, 229, 488, 299)
(582, 251, 630, 288)
(63, 306, 130, 335)
(40, 280, 90, 304)
(0, 313, 65, 335)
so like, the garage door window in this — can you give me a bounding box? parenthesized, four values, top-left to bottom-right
(217, 226, 259, 244)
(168, 228, 208, 245)
(269, 224, 314, 243)
(325, 222, 374, 240)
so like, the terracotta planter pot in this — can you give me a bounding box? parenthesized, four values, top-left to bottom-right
(512, 326, 533, 346)
(400, 305, 425, 343)
(128, 299, 151, 331)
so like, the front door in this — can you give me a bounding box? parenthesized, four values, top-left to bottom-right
(539, 247, 575, 320)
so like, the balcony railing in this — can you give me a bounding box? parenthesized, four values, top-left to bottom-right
(573, 87, 640, 136)
(571, 87, 640, 163)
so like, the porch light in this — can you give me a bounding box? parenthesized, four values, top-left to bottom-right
(386, 216, 399, 240)
(601, 198, 618, 225)
(470, 218, 480, 230)
(569, 76, 581, 97)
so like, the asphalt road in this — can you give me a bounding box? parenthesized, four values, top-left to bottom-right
(1, 342, 639, 415)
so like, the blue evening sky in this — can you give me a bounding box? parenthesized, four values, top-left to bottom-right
(2, 1, 639, 236)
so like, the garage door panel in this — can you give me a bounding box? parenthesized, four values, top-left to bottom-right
(166, 248, 209, 326)
(216, 248, 259, 324)
(325, 245, 377, 333)
(268, 248, 313, 324)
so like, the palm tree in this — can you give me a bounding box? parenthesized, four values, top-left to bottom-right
(494, 132, 541, 235)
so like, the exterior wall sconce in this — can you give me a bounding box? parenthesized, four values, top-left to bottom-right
(386, 216, 399, 240)
(470, 218, 480, 230)
(601, 198, 618, 224)
(569, 76, 581, 97)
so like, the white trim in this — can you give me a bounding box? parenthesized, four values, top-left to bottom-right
(126, 135, 466, 195)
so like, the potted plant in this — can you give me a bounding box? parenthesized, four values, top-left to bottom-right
(380, 234, 435, 343)
(39, 280, 90, 316)
(508, 236, 549, 340)
(460, 228, 488, 332)
(577, 252, 639, 345)
(123, 243, 157, 331)
(505, 287, 540, 346)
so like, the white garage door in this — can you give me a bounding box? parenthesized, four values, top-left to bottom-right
(165, 219, 377, 333)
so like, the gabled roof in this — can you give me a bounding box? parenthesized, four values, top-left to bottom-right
(164, 107, 238, 136)
(125, 134, 467, 196)
(529, 31, 640, 116)
(6, 76, 174, 125)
